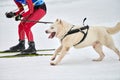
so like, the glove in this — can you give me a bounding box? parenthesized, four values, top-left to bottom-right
(15, 14, 22, 21)
(5, 12, 15, 18)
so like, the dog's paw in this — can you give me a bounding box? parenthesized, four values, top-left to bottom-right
(92, 57, 103, 61)
(50, 62, 57, 66)
(92, 59, 102, 61)
(51, 57, 56, 61)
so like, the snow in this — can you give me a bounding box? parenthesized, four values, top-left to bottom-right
(0, 0, 120, 80)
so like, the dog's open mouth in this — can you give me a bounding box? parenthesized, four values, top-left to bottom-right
(48, 32, 56, 39)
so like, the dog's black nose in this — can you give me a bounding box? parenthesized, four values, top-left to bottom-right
(45, 30, 48, 33)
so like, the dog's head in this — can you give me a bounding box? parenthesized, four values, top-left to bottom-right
(45, 19, 65, 39)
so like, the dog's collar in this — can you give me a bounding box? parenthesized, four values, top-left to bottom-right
(61, 25, 89, 46)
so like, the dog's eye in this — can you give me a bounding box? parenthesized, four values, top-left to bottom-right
(51, 27, 54, 29)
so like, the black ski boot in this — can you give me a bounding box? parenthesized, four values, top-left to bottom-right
(9, 40, 25, 52)
(21, 41, 36, 54)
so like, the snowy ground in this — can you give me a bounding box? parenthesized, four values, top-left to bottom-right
(0, 0, 120, 80)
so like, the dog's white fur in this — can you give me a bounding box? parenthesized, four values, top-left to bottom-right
(45, 19, 120, 65)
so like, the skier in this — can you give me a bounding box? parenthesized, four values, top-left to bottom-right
(5, 0, 47, 54)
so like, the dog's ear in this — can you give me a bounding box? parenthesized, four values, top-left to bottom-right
(56, 19, 59, 22)
(59, 20, 62, 24)
(55, 19, 60, 23)
(56, 19, 63, 25)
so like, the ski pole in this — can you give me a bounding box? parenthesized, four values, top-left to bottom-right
(20, 19, 53, 24)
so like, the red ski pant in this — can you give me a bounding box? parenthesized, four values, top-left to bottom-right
(18, 9, 46, 41)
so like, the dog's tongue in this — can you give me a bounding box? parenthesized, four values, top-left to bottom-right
(48, 32, 56, 39)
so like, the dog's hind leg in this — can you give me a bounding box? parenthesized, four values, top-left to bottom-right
(92, 41, 105, 61)
(51, 45, 62, 61)
(50, 46, 70, 65)
(103, 36, 120, 60)
(105, 41, 120, 61)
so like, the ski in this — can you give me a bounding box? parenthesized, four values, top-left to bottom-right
(0, 49, 55, 53)
(0, 53, 53, 58)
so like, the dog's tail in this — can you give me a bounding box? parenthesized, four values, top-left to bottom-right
(106, 22, 120, 34)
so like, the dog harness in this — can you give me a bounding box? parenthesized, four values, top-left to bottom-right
(61, 25, 89, 46)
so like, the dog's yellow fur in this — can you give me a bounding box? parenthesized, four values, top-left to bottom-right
(45, 19, 120, 65)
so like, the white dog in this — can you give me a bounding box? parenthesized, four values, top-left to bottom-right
(45, 19, 120, 65)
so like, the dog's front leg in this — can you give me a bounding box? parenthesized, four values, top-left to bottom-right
(50, 46, 70, 66)
(51, 45, 62, 61)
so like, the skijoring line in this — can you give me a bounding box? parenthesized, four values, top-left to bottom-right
(20, 19, 53, 24)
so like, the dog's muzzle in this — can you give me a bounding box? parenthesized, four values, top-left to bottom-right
(45, 30, 56, 39)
